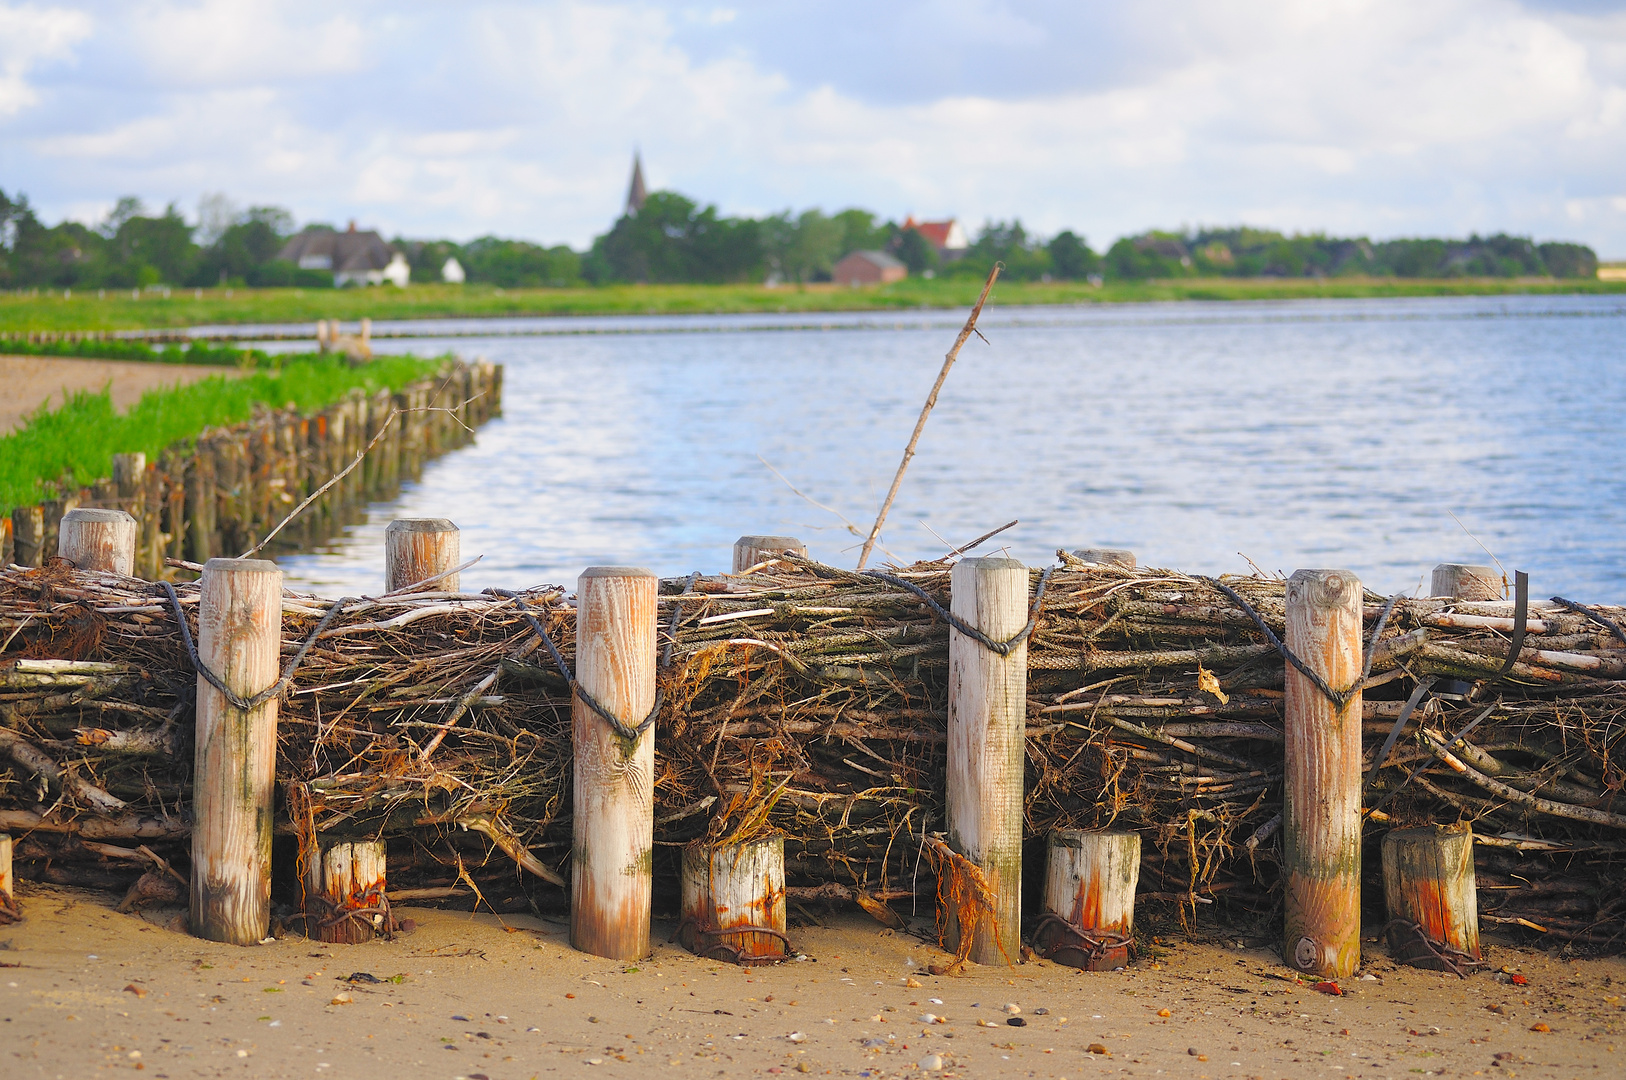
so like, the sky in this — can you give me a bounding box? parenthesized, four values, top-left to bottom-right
(1, 0, 1624, 254)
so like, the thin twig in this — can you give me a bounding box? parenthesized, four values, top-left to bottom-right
(857, 263, 1001, 569)
(757, 455, 863, 537)
(240, 399, 474, 558)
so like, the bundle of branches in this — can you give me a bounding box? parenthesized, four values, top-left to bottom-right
(3, 551, 1624, 949)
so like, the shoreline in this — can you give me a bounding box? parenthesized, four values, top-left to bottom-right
(3, 277, 1622, 335)
(0, 354, 240, 434)
(0, 883, 1618, 1079)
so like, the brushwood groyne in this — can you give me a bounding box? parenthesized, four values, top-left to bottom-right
(1, 527, 1621, 969)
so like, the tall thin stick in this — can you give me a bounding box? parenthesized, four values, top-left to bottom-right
(856, 263, 1001, 569)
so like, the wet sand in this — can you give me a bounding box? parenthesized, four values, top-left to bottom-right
(0, 355, 238, 432)
(0, 882, 1620, 1079)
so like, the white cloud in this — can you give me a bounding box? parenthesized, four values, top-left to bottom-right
(2, 0, 1624, 253)
(0, 3, 91, 116)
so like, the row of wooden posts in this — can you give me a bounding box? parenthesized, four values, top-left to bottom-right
(0, 361, 500, 574)
(0, 520, 1487, 977)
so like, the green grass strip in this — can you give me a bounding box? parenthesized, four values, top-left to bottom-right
(1, 352, 445, 514)
(2, 277, 1623, 333)
(0, 335, 270, 367)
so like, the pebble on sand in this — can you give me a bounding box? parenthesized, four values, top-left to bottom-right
(919, 1054, 944, 1071)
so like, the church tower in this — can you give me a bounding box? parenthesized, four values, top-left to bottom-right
(625, 153, 648, 217)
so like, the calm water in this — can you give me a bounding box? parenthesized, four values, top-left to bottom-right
(263, 294, 1626, 601)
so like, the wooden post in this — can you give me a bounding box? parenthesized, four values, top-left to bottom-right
(40, 495, 79, 566)
(1071, 548, 1136, 569)
(1283, 568, 1364, 978)
(140, 461, 164, 579)
(10, 506, 44, 568)
(1431, 564, 1502, 601)
(384, 518, 460, 593)
(1035, 830, 1139, 970)
(312, 840, 388, 944)
(191, 558, 283, 945)
(732, 535, 807, 574)
(945, 556, 1027, 965)
(0, 833, 14, 922)
(185, 450, 216, 563)
(57, 508, 137, 576)
(1382, 823, 1480, 972)
(112, 452, 145, 517)
(571, 566, 657, 961)
(678, 836, 788, 964)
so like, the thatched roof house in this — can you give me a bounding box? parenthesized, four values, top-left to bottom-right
(278, 223, 410, 287)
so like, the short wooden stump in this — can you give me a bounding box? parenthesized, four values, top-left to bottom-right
(677, 836, 790, 966)
(1033, 829, 1139, 970)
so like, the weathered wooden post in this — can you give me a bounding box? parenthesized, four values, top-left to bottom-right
(40, 495, 79, 566)
(0, 833, 14, 922)
(309, 840, 388, 945)
(185, 450, 217, 563)
(10, 506, 44, 568)
(384, 518, 460, 593)
(1382, 823, 1480, 973)
(571, 566, 658, 961)
(732, 535, 807, 574)
(191, 558, 283, 945)
(57, 508, 137, 576)
(1034, 830, 1139, 970)
(1071, 548, 1136, 569)
(1431, 564, 1502, 601)
(945, 556, 1027, 965)
(678, 836, 789, 964)
(1283, 568, 1364, 978)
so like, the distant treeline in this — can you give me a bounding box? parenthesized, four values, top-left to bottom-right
(0, 186, 1599, 290)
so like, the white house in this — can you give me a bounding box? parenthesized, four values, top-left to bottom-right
(278, 224, 411, 287)
(441, 257, 466, 284)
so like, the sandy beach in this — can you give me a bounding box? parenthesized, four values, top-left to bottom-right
(0, 355, 238, 433)
(0, 882, 1618, 1079)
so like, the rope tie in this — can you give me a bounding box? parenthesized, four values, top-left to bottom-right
(860, 565, 1055, 657)
(490, 588, 665, 743)
(158, 580, 345, 712)
(1381, 918, 1482, 977)
(1202, 578, 1400, 711)
(672, 917, 792, 966)
(1030, 911, 1131, 969)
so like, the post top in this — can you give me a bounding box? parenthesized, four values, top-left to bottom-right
(735, 535, 804, 548)
(202, 557, 282, 575)
(579, 565, 657, 580)
(1286, 568, 1362, 608)
(62, 507, 135, 525)
(1384, 822, 1473, 840)
(954, 555, 1025, 571)
(386, 517, 459, 535)
(1050, 828, 1139, 842)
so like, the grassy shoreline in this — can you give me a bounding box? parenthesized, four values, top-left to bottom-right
(3, 276, 1622, 333)
(0, 352, 445, 513)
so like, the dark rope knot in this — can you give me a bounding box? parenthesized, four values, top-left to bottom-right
(860, 565, 1055, 657)
(158, 580, 345, 713)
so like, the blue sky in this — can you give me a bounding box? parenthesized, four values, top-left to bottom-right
(2, 0, 1623, 254)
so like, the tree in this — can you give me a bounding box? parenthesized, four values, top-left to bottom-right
(1046, 230, 1099, 279)
(589, 191, 763, 284)
(893, 227, 938, 275)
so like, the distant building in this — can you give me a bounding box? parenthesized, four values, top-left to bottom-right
(278, 223, 410, 287)
(902, 216, 969, 260)
(625, 153, 648, 216)
(832, 249, 907, 287)
(441, 257, 466, 284)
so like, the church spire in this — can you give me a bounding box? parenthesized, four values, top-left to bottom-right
(625, 152, 648, 216)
